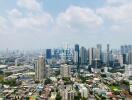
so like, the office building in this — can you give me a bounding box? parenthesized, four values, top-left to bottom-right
(122, 54, 127, 64)
(96, 48, 101, 61)
(107, 44, 110, 67)
(80, 46, 87, 65)
(73, 51, 78, 64)
(102, 52, 107, 64)
(89, 48, 96, 65)
(128, 52, 132, 64)
(97, 44, 102, 60)
(46, 49, 52, 59)
(121, 45, 128, 54)
(35, 55, 45, 81)
(121, 45, 132, 54)
(75, 44, 80, 72)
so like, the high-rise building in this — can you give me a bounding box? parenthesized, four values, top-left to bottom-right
(73, 50, 78, 64)
(97, 44, 102, 61)
(128, 45, 132, 53)
(117, 54, 123, 66)
(15, 59, 18, 66)
(121, 45, 128, 54)
(45, 65, 52, 77)
(128, 52, 132, 64)
(35, 55, 45, 81)
(75, 44, 79, 52)
(121, 45, 132, 54)
(96, 48, 101, 61)
(60, 64, 71, 77)
(88, 48, 96, 65)
(122, 54, 127, 64)
(80, 46, 87, 65)
(125, 65, 132, 77)
(75, 44, 80, 72)
(107, 44, 110, 67)
(46, 49, 52, 59)
(102, 52, 107, 64)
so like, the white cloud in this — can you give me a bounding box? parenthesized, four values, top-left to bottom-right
(0, 16, 9, 34)
(97, 0, 132, 34)
(106, 0, 131, 5)
(56, 6, 103, 33)
(17, 0, 41, 11)
(11, 13, 53, 32)
(8, 9, 22, 18)
(5, 1, 53, 33)
(97, 3, 132, 23)
(0, 0, 132, 49)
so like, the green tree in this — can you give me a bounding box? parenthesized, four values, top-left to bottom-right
(44, 78, 52, 85)
(55, 93, 62, 100)
(26, 96, 30, 100)
(74, 92, 81, 100)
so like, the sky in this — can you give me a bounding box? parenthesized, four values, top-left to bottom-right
(0, 0, 132, 50)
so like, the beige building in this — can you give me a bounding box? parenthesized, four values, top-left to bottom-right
(60, 64, 71, 77)
(35, 55, 45, 81)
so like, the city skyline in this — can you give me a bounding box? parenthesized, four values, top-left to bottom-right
(0, 0, 132, 50)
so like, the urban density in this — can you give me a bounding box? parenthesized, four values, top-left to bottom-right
(0, 0, 132, 100)
(0, 44, 132, 100)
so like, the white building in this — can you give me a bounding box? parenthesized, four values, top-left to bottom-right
(35, 55, 45, 81)
(125, 65, 132, 77)
(78, 84, 88, 98)
(60, 64, 71, 77)
(73, 51, 78, 64)
(89, 48, 96, 65)
(129, 80, 132, 93)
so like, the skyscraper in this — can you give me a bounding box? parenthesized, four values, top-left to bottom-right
(73, 50, 78, 64)
(80, 46, 87, 65)
(89, 48, 96, 65)
(97, 44, 102, 61)
(75, 44, 80, 72)
(35, 55, 45, 81)
(46, 49, 52, 59)
(107, 44, 110, 67)
(121, 45, 132, 54)
(75, 44, 79, 52)
(128, 52, 132, 64)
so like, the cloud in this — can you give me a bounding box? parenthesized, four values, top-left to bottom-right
(17, 0, 41, 11)
(0, 16, 7, 33)
(0, 0, 132, 49)
(97, 0, 132, 34)
(56, 6, 103, 34)
(97, 4, 132, 23)
(7, 8, 22, 18)
(5, 1, 53, 33)
(106, 0, 131, 5)
(11, 13, 53, 32)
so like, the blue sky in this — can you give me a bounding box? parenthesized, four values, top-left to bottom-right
(43, 0, 105, 16)
(0, 0, 132, 50)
